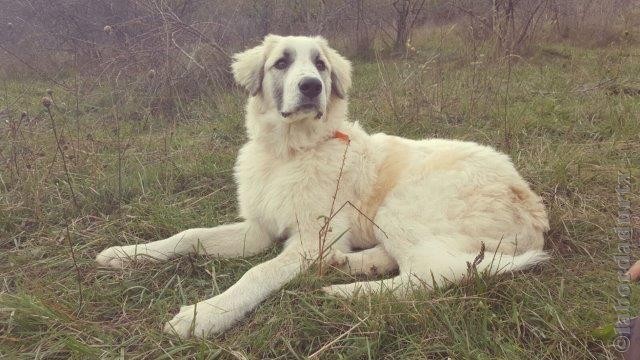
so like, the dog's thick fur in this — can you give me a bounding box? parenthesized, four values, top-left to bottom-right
(96, 35, 549, 339)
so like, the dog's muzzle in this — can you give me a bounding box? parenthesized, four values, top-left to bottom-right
(280, 77, 324, 119)
(281, 105, 323, 119)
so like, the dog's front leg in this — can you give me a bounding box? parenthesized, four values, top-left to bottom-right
(96, 221, 272, 267)
(163, 242, 311, 338)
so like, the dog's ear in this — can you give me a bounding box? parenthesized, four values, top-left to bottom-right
(232, 34, 281, 96)
(317, 37, 352, 99)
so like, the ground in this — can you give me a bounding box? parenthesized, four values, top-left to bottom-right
(1, 35, 639, 359)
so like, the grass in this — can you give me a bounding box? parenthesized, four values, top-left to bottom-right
(1, 32, 639, 359)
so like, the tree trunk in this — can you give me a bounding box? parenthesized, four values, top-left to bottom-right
(393, 0, 410, 53)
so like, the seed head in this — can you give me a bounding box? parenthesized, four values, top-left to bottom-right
(103, 25, 112, 35)
(42, 96, 53, 108)
(46, 88, 53, 96)
(21, 111, 27, 118)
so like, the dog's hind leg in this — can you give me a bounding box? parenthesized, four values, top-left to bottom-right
(96, 221, 272, 268)
(329, 245, 398, 276)
(323, 243, 549, 298)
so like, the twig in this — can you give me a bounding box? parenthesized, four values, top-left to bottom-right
(73, 51, 81, 166)
(467, 242, 486, 272)
(308, 316, 368, 358)
(8, 115, 20, 180)
(502, 52, 514, 151)
(65, 225, 84, 313)
(44, 99, 80, 210)
(321, 200, 389, 241)
(318, 139, 350, 276)
(109, 79, 123, 209)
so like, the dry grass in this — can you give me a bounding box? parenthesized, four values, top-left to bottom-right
(1, 26, 640, 359)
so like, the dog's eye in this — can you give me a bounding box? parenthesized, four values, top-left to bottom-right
(274, 59, 288, 70)
(315, 59, 326, 71)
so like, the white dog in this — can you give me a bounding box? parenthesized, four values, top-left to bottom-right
(96, 35, 549, 339)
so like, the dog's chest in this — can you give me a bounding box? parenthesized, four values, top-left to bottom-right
(234, 143, 350, 234)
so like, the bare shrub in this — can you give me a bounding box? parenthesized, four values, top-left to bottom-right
(1, 0, 637, 112)
(391, 0, 427, 54)
(548, 0, 640, 47)
(449, 0, 551, 56)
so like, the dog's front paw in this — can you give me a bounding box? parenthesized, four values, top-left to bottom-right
(163, 304, 199, 338)
(96, 244, 164, 268)
(163, 300, 240, 339)
(96, 246, 134, 268)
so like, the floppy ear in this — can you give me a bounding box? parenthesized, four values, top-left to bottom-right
(317, 37, 352, 99)
(231, 34, 281, 96)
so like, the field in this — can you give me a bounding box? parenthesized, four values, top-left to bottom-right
(1, 29, 639, 359)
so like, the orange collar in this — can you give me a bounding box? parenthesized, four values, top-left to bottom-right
(332, 130, 350, 143)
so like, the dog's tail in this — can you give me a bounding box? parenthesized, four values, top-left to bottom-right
(413, 245, 550, 290)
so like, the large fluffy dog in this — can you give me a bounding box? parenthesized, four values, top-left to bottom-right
(96, 35, 549, 339)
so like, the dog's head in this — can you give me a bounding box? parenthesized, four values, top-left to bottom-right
(232, 35, 351, 122)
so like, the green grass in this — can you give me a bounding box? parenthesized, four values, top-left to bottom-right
(1, 34, 639, 359)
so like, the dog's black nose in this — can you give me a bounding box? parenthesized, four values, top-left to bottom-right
(299, 77, 322, 98)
